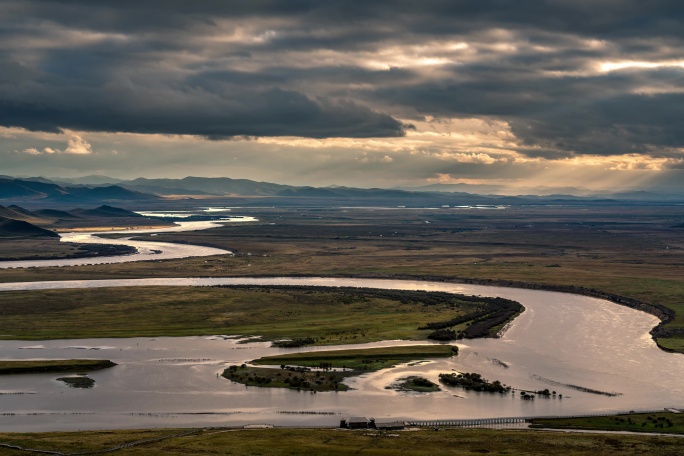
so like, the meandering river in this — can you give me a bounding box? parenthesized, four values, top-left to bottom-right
(0, 221, 682, 431)
(0, 218, 257, 269)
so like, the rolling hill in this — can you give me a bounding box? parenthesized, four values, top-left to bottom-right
(0, 178, 68, 199)
(122, 176, 291, 196)
(0, 178, 160, 203)
(0, 204, 160, 233)
(32, 209, 80, 220)
(71, 205, 143, 218)
(0, 218, 60, 238)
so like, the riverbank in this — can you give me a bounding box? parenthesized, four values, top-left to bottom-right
(0, 360, 116, 375)
(0, 239, 136, 262)
(53, 225, 173, 233)
(530, 411, 684, 435)
(417, 273, 678, 353)
(197, 272, 681, 355)
(0, 285, 520, 341)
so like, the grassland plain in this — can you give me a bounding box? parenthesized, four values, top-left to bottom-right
(0, 238, 135, 261)
(0, 286, 503, 341)
(531, 412, 684, 435)
(1, 205, 683, 350)
(251, 345, 457, 370)
(0, 428, 682, 455)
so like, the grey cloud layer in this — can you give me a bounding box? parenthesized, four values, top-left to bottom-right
(1, 1, 683, 155)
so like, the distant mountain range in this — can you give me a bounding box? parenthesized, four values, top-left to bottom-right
(395, 183, 600, 197)
(1, 175, 682, 204)
(0, 177, 160, 202)
(117, 177, 454, 199)
(1, 176, 473, 202)
(123, 176, 291, 196)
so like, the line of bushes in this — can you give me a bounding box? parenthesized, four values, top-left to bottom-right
(421, 297, 522, 340)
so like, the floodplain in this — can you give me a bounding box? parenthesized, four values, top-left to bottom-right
(1, 202, 684, 453)
(3, 204, 679, 350)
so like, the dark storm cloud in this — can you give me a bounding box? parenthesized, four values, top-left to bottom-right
(373, 63, 684, 156)
(1, 1, 683, 152)
(0, 1, 414, 139)
(0, 78, 407, 138)
(510, 92, 684, 157)
(17, 1, 680, 38)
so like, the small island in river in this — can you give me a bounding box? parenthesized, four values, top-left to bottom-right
(223, 345, 458, 392)
(0, 360, 116, 375)
(438, 372, 510, 393)
(57, 375, 96, 389)
(392, 376, 441, 393)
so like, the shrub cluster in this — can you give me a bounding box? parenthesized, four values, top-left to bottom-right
(438, 372, 510, 393)
(272, 338, 316, 348)
(421, 297, 522, 339)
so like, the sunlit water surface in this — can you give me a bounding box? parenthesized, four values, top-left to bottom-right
(0, 219, 257, 269)
(0, 277, 682, 431)
(0, 220, 682, 431)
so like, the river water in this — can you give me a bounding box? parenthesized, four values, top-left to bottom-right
(0, 219, 259, 269)
(0, 222, 682, 431)
(0, 278, 682, 431)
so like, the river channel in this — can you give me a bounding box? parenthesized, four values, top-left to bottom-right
(0, 218, 256, 269)
(0, 223, 682, 431)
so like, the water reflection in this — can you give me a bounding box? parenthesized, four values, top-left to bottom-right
(0, 220, 238, 269)
(0, 277, 683, 432)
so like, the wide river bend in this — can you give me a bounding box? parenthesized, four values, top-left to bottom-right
(0, 219, 259, 269)
(0, 223, 682, 431)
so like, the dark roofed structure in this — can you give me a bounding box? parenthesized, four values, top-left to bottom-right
(374, 421, 406, 430)
(343, 416, 371, 429)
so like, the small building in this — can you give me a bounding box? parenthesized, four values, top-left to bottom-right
(343, 416, 372, 429)
(374, 421, 406, 431)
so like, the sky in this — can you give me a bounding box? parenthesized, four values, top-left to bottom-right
(1, 1, 684, 194)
